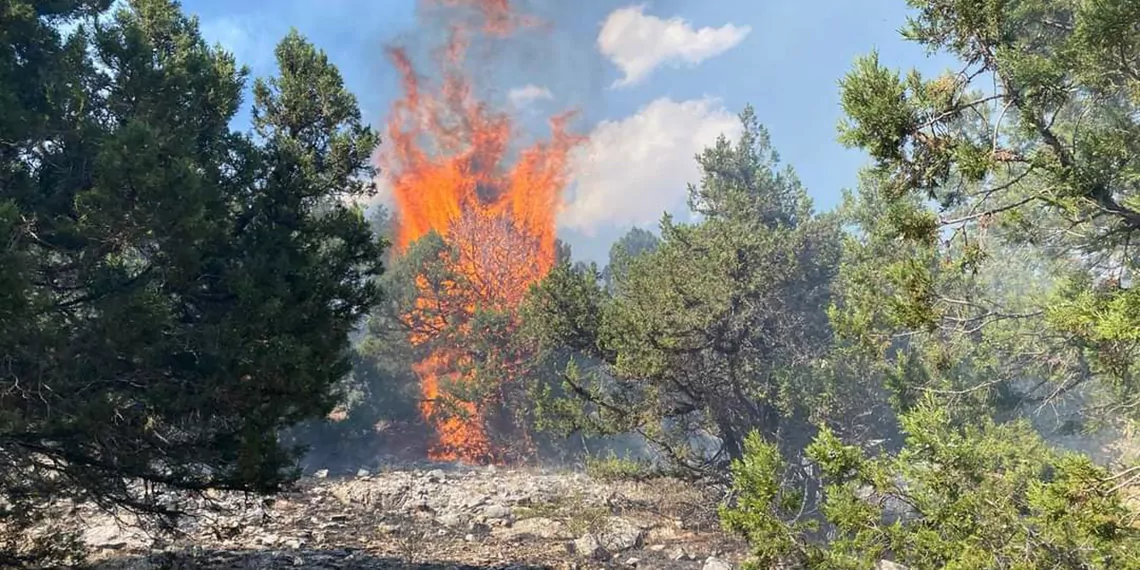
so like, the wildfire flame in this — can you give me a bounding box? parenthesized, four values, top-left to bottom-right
(380, 0, 582, 463)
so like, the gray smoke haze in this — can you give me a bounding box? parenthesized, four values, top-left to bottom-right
(381, 0, 661, 140)
(365, 0, 749, 263)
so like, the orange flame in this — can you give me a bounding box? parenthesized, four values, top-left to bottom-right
(380, 0, 582, 463)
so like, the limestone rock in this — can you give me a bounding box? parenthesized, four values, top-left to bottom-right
(703, 557, 733, 570)
(255, 533, 280, 547)
(482, 503, 512, 520)
(877, 561, 908, 570)
(435, 512, 467, 528)
(573, 533, 607, 560)
(82, 520, 148, 550)
(72, 461, 735, 569)
(497, 517, 568, 540)
(596, 517, 644, 552)
(460, 493, 490, 509)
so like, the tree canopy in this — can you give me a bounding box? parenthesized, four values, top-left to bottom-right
(835, 0, 1140, 417)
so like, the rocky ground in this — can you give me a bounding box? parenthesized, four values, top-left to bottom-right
(80, 464, 746, 570)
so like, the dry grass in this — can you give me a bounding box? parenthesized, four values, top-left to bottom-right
(393, 522, 429, 567)
(505, 472, 722, 538)
(558, 492, 612, 537)
(616, 478, 721, 533)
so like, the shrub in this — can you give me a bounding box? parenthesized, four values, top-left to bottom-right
(585, 452, 656, 482)
(722, 398, 1140, 569)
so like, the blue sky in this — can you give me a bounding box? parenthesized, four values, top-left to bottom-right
(185, 0, 957, 262)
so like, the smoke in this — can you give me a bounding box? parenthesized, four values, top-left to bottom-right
(561, 97, 742, 235)
(362, 0, 748, 244)
(384, 0, 689, 137)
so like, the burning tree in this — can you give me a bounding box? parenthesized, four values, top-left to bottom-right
(378, 0, 582, 463)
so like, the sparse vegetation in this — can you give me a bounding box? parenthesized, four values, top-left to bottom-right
(395, 523, 429, 568)
(509, 488, 612, 537)
(584, 452, 655, 482)
(561, 501, 612, 538)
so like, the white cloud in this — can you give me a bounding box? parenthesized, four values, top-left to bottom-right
(508, 84, 554, 107)
(199, 17, 275, 71)
(560, 97, 741, 234)
(598, 5, 751, 88)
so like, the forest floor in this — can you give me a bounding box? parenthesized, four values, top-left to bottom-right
(80, 463, 746, 569)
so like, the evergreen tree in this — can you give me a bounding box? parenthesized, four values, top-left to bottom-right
(601, 226, 659, 291)
(0, 1, 382, 563)
(523, 108, 868, 474)
(835, 0, 1140, 419)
